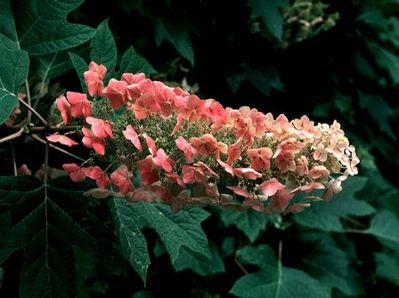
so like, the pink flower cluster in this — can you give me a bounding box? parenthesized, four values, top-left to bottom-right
(53, 61, 360, 214)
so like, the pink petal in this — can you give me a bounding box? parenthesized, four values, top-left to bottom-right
(123, 125, 142, 151)
(47, 134, 78, 147)
(258, 178, 285, 197)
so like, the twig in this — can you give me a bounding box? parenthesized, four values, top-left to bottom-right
(25, 80, 32, 125)
(18, 97, 48, 126)
(10, 142, 17, 176)
(29, 125, 81, 133)
(31, 134, 85, 162)
(342, 216, 367, 229)
(0, 128, 24, 144)
(234, 255, 249, 275)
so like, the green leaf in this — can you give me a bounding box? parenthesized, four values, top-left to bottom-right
(117, 46, 156, 77)
(0, 89, 19, 126)
(231, 244, 329, 298)
(358, 91, 396, 140)
(0, 44, 29, 93)
(0, 33, 29, 124)
(0, 177, 97, 298)
(236, 244, 277, 268)
(302, 236, 364, 296)
(109, 198, 150, 283)
(365, 211, 399, 250)
(68, 52, 88, 92)
(248, 0, 288, 40)
(154, 18, 194, 65)
(375, 251, 399, 285)
(32, 52, 74, 81)
(110, 200, 211, 282)
(73, 247, 95, 298)
(173, 243, 225, 276)
(0, 0, 18, 43)
(91, 19, 117, 73)
(130, 202, 211, 262)
(227, 67, 283, 95)
(0, 175, 41, 207)
(16, 0, 95, 55)
(0, 211, 11, 246)
(219, 208, 269, 242)
(368, 42, 399, 84)
(293, 177, 374, 232)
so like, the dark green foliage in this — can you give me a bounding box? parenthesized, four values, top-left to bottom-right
(1, 0, 399, 297)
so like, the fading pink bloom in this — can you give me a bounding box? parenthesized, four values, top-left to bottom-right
(313, 143, 328, 162)
(292, 115, 321, 141)
(153, 149, 175, 172)
(111, 164, 134, 194)
(55, 95, 71, 124)
(190, 134, 226, 158)
(165, 172, 185, 187)
(217, 159, 234, 176)
(63, 163, 86, 182)
(82, 127, 106, 155)
(247, 147, 273, 171)
(269, 189, 294, 213)
(285, 203, 311, 214)
(133, 93, 160, 119)
(307, 165, 330, 179)
(233, 168, 262, 180)
(149, 183, 173, 202)
(103, 79, 128, 109)
(275, 151, 296, 172)
(123, 125, 142, 151)
(299, 182, 325, 192)
(121, 73, 146, 84)
(83, 188, 122, 199)
(194, 162, 220, 179)
(178, 95, 205, 121)
(182, 165, 207, 184)
(323, 176, 346, 200)
(84, 166, 110, 189)
(84, 62, 107, 96)
(175, 136, 197, 162)
(227, 185, 253, 198)
(258, 178, 285, 197)
(296, 155, 309, 176)
(152, 81, 177, 117)
(17, 164, 32, 176)
(127, 188, 157, 203)
(203, 99, 228, 129)
(86, 117, 113, 139)
(235, 114, 256, 148)
(273, 138, 302, 158)
(136, 157, 159, 185)
(226, 141, 241, 164)
(143, 133, 157, 156)
(47, 134, 78, 147)
(126, 79, 153, 103)
(66, 92, 92, 118)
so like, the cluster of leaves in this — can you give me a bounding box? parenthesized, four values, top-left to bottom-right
(0, 0, 398, 297)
